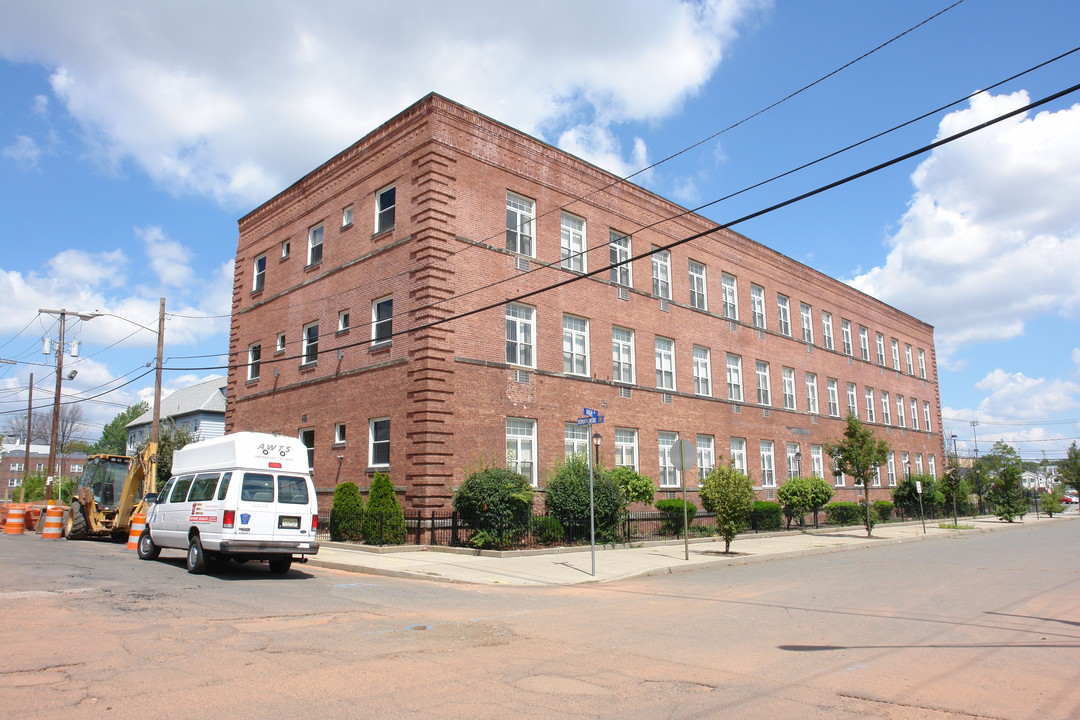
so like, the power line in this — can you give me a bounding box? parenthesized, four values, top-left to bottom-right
(162, 80, 1080, 373)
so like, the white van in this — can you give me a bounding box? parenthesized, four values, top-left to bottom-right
(138, 432, 320, 574)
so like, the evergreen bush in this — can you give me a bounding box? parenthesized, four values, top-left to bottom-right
(824, 501, 864, 527)
(748, 501, 783, 531)
(330, 481, 364, 541)
(544, 454, 625, 543)
(873, 500, 894, 523)
(655, 498, 697, 536)
(532, 516, 565, 545)
(453, 466, 534, 548)
(361, 472, 406, 545)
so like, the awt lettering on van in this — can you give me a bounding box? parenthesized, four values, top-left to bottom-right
(257, 443, 292, 458)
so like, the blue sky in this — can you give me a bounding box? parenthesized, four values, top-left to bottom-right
(1, 0, 1078, 461)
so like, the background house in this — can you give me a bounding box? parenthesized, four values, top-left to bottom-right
(125, 379, 227, 454)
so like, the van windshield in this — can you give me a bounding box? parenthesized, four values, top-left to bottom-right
(241, 473, 275, 502)
(278, 475, 309, 504)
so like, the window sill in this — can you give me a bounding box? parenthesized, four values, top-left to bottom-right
(245, 377, 260, 385)
(340, 222, 353, 231)
(369, 340, 391, 353)
(336, 328, 350, 337)
(304, 261, 322, 272)
(372, 226, 395, 240)
(250, 289, 264, 298)
(299, 361, 317, 372)
(332, 442, 346, 449)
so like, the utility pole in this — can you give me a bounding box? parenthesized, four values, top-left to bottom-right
(152, 298, 165, 446)
(22, 373, 33, 503)
(39, 308, 97, 503)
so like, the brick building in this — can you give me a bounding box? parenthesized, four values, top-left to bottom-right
(0, 442, 87, 501)
(228, 93, 945, 511)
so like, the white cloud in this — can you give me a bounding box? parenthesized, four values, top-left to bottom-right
(974, 369, 1080, 420)
(849, 92, 1080, 358)
(0, 0, 767, 208)
(138, 226, 193, 288)
(3, 135, 41, 169)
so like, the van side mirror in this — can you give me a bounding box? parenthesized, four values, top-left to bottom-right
(143, 493, 158, 504)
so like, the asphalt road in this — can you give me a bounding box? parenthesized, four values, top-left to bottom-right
(2, 520, 1078, 719)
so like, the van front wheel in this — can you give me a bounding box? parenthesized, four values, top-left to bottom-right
(186, 536, 207, 574)
(268, 556, 292, 574)
(137, 529, 160, 560)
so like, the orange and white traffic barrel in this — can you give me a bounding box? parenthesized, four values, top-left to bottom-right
(41, 506, 65, 540)
(4, 505, 26, 535)
(126, 513, 147, 550)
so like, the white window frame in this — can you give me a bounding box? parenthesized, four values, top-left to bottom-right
(369, 417, 390, 467)
(806, 372, 819, 414)
(253, 254, 266, 293)
(923, 401, 932, 432)
(564, 423, 589, 457)
(247, 343, 261, 381)
(334, 422, 347, 445)
(876, 332, 886, 366)
(810, 445, 824, 478)
(652, 248, 671, 299)
(375, 185, 395, 234)
(750, 284, 766, 329)
(910, 398, 919, 430)
(891, 338, 901, 370)
(307, 223, 324, 266)
(821, 311, 834, 350)
(612, 327, 635, 384)
(777, 295, 791, 337)
(841, 319, 853, 356)
(562, 314, 589, 376)
(864, 387, 875, 422)
(756, 360, 771, 406)
(614, 428, 638, 471)
(887, 452, 896, 486)
(693, 345, 712, 396)
(760, 440, 776, 488)
(372, 296, 392, 344)
(905, 344, 914, 375)
(338, 309, 350, 332)
(827, 378, 840, 417)
(726, 354, 743, 402)
(505, 303, 535, 368)
(896, 395, 906, 428)
(276, 332, 285, 354)
(281, 239, 291, 259)
(721, 273, 738, 320)
(881, 391, 891, 425)
(782, 367, 797, 410)
(658, 431, 679, 488)
(342, 204, 354, 228)
(688, 260, 707, 311)
(859, 326, 870, 361)
(730, 438, 747, 475)
(302, 322, 319, 365)
(918, 349, 927, 379)
(506, 192, 535, 257)
(786, 442, 801, 479)
(560, 212, 587, 272)
(800, 303, 813, 343)
(847, 382, 858, 418)
(696, 435, 715, 485)
(655, 336, 675, 390)
(506, 418, 537, 486)
(928, 455, 937, 478)
(609, 230, 631, 286)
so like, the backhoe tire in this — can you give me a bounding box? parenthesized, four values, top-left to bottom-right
(268, 556, 293, 574)
(67, 503, 89, 540)
(137, 529, 160, 560)
(186, 535, 208, 574)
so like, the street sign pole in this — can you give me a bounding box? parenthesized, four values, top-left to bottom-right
(670, 438, 697, 561)
(578, 409, 604, 576)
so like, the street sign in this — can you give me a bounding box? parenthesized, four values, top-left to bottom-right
(583, 407, 599, 419)
(576, 415, 604, 425)
(669, 438, 696, 472)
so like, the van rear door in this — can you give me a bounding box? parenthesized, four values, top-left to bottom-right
(236, 472, 278, 541)
(273, 474, 316, 547)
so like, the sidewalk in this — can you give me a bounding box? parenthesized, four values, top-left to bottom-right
(307, 512, 1076, 586)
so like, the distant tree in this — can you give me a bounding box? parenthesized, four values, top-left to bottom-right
(90, 402, 149, 455)
(11, 471, 77, 504)
(825, 413, 890, 537)
(1, 410, 50, 445)
(1059, 442, 1080, 495)
(1043, 485, 1066, 518)
(892, 474, 945, 519)
(698, 464, 756, 553)
(982, 442, 1027, 522)
(362, 472, 406, 545)
(137, 420, 194, 489)
(940, 461, 974, 525)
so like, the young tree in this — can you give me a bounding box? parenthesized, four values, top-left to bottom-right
(698, 464, 756, 553)
(90, 402, 150, 455)
(776, 477, 814, 529)
(982, 442, 1028, 522)
(138, 420, 194, 489)
(1043, 485, 1066, 517)
(825, 413, 890, 537)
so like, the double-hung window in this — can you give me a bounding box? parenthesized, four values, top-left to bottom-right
(923, 402, 932, 432)
(786, 443, 801, 478)
(655, 337, 675, 390)
(896, 395, 906, 427)
(247, 343, 261, 381)
(800, 304, 813, 343)
(560, 213, 586, 272)
(506, 192, 535, 256)
(864, 387, 876, 422)
(805, 373, 819, 414)
(760, 441, 776, 487)
(253, 255, 266, 293)
(696, 435, 715, 485)
(911, 398, 920, 430)
(302, 322, 319, 365)
(847, 382, 858, 417)
(369, 418, 390, 467)
(730, 438, 747, 475)
(887, 453, 897, 486)
(726, 354, 743, 401)
(651, 248, 671, 299)
(750, 284, 766, 329)
(609, 231, 631, 286)
(342, 205, 353, 228)
(810, 445, 824, 478)
(506, 303, 535, 367)
(376, 185, 395, 234)
(827, 378, 839, 416)
(782, 367, 797, 410)
(722, 273, 738, 320)
(506, 418, 536, 486)
(688, 260, 707, 310)
(307, 223, 324, 266)
(821, 311, 834, 350)
(658, 432, 679, 487)
(611, 327, 635, 384)
(905, 344, 914, 375)
(918, 349, 926, 378)
(859, 326, 870, 361)
(564, 424, 589, 457)
(891, 338, 901, 370)
(777, 295, 791, 337)
(614, 428, 638, 470)
(876, 333, 886, 365)
(841, 319, 853, 356)
(372, 297, 392, 344)
(881, 391, 891, 425)
(562, 315, 589, 376)
(756, 361, 771, 405)
(692, 346, 711, 396)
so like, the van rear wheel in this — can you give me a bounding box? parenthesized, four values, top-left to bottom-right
(186, 536, 208, 574)
(268, 556, 292, 574)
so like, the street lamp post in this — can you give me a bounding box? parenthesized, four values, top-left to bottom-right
(950, 434, 959, 527)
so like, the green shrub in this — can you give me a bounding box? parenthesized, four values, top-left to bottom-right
(544, 454, 625, 543)
(748, 501, 783, 531)
(605, 466, 657, 506)
(453, 466, 534, 547)
(655, 498, 697, 536)
(361, 472, 406, 545)
(873, 500, 895, 523)
(330, 482, 364, 541)
(532, 516, 565, 545)
(825, 501, 864, 527)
